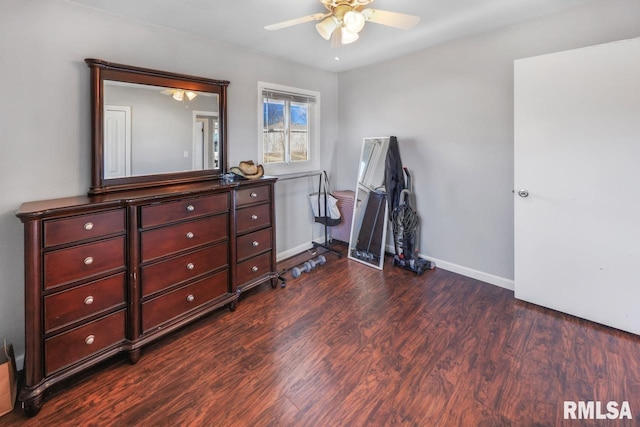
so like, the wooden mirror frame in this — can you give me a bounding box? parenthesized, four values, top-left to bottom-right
(85, 58, 229, 195)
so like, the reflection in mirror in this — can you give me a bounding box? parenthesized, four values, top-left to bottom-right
(348, 137, 390, 270)
(103, 81, 220, 178)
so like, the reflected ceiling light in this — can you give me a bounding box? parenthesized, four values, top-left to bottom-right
(172, 91, 184, 101)
(162, 88, 198, 102)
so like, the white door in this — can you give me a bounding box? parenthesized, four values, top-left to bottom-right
(104, 105, 131, 178)
(514, 38, 640, 335)
(193, 111, 217, 170)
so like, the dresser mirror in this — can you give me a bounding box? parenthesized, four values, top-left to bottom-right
(348, 137, 390, 270)
(86, 59, 229, 194)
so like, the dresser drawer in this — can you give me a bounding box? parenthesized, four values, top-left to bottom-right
(237, 251, 272, 285)
(141, 214, 228, 263)
(141, 243, 228, 297)
(237, 228, 272, 262)
(141, 193, 229, 228)
(236, 203, 271, 234)
(45, 310, 125, 375)
(236, 185, 270, 207)
(44, 209, 125, 248)
(142, 270, 229, 332)
(44, 236, 126, 290)
(44, 273, 126, 333)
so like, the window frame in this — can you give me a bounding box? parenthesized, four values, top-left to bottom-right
(258, 81, 321, 175)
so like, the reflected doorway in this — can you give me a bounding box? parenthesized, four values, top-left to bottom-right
(192, 111, 219, 170)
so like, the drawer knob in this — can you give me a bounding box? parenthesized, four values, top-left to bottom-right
(84, 222, 94, 231)
(186, 232, 194, 239)
(251, 214, 258, 221)
(84, 296, 94, 305)
(186, 263, 195, 270)
(250, 192, 258, 198)
(85, 335, 95, 345)
(251, 266, 259, 272)
(252, 241, 259, 247)
(84, 256, 94, 265)
(186, 204, 195, 212)
(186, 294, 195, 302)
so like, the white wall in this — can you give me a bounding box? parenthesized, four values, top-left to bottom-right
(0, 0, 338, 364)
(337, 0, 640, 287)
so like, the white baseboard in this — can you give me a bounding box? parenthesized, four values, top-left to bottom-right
(426, 256, 515, 291)
(385, 244, 514, 291)
(276, 237, 327, 262)
(280, 240, 515, 291)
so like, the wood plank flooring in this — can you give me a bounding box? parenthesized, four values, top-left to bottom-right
(3, 248, 640, 426)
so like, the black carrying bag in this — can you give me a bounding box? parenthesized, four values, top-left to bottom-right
(309, 171, 341, 226)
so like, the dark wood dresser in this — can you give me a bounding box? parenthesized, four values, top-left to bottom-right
(16, 178, 277, 415)
(234, 182, 277, 293)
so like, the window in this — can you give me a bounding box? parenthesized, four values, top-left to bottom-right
(258, 82, 320, 174)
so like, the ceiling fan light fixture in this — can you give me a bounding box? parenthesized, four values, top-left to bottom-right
(185, 91, 197, 101)
(340, 26, 359, 44)
(343, 10, 365, 34)
(316, 16, 338, 40)
(265, 0, 421, 45)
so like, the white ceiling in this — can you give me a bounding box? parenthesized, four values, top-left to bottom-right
(69, 0, 594, 73)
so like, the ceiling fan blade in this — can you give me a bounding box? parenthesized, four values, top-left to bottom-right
(265, 12, 330, 31)
(361, 9, 421, 30)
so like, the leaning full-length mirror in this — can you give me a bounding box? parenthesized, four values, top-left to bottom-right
(348, 137, 390, 269)
(86, 58, 229, 194)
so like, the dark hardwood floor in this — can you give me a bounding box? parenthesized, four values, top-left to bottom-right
(3, 247, 640, 426)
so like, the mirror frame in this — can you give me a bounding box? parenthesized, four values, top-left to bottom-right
(85, 58, 229, 195)
(348, 137, 390, 270)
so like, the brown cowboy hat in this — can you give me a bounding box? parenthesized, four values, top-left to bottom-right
(230, 160, 264, 179)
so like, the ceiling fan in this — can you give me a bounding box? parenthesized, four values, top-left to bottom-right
(264, 0, 421, 45)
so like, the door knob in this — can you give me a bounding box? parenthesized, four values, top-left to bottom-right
(517, 189, 529, 198)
